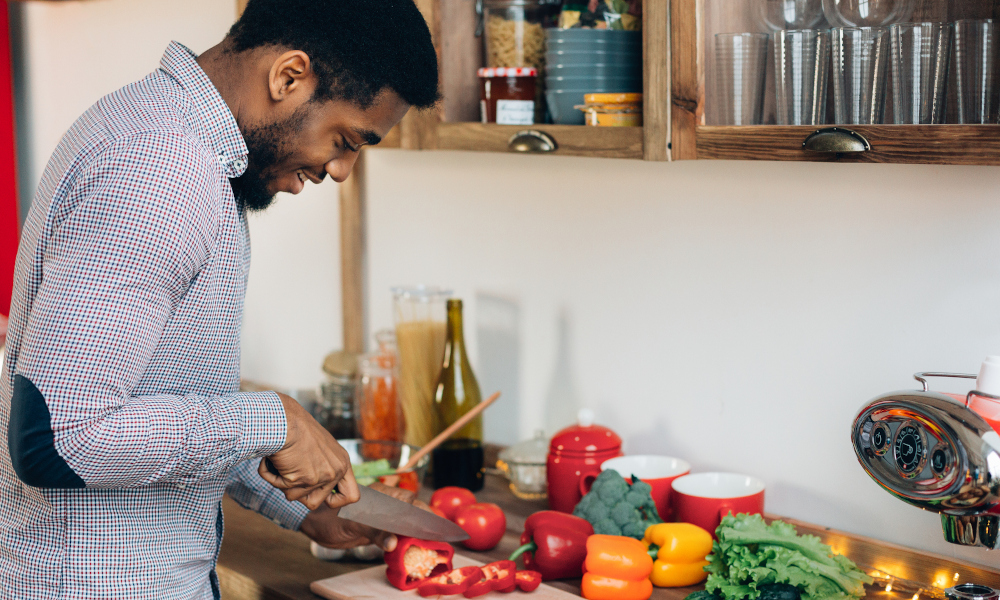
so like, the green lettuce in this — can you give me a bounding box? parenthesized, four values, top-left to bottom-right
(705, 514, 872, 600)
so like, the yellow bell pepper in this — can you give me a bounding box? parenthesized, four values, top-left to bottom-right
(642, 523, 713, 587)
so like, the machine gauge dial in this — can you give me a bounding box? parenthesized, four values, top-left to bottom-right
(929, 443, 952, 479)
(870, 422, 890, 456)
(892, 422, 926, 478)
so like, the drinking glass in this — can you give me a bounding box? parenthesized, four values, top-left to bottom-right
(756, 0, 826, 32)
(952, 19, 999, 124)
(890, 23, 951, 124)
(774, 29, 831, 125)
(823, 0, 914, 28)
(832, 26, 890, 124)
(715, 33, 770, 125)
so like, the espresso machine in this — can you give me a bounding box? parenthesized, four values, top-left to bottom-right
(851, 367, 1000, 550)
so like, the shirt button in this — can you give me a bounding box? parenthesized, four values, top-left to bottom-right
(232, 159, 246, 170)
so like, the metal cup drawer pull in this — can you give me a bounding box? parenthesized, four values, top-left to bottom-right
(508, 130, 557, 153)
(802, 127, 871, 154)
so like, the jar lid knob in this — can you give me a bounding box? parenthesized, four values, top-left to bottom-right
(578, 408, 595, 427)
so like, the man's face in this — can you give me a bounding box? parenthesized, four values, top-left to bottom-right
(231, 89, 410, 212)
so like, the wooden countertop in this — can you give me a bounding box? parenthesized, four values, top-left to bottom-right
(217, 474, 1000, 600)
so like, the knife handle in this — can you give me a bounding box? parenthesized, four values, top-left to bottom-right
(263, 457, 341, 495)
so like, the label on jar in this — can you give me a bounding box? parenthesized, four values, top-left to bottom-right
(496, 100, 534, 125)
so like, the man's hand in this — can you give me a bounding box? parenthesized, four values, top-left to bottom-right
(300, 482, 432, 551)
(258, 393, 360, 511)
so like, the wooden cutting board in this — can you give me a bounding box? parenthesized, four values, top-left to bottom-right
(310, 554, 581, 600)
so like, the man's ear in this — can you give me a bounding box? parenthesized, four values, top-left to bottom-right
(268, 50, 313, 102)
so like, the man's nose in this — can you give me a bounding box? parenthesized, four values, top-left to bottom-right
(325, 154, 359, 183)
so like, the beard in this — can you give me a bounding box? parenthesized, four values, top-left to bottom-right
(230, 104, 311, 213)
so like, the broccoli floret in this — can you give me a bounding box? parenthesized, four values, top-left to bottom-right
(594, 471, 629, 504)
(571, 470, 664, 540)
(611, 500, 641, 526)
(621, 521, 648, 539)
(593, 519, 622, 536)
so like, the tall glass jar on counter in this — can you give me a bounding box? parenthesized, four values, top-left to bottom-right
(393, 286, 451, 447)
(357, 330, 405, 450)
(318, 350, 359, 440)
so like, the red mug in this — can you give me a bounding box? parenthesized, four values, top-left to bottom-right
(671, 472, 765, 535)
(580, 455, 691, 521)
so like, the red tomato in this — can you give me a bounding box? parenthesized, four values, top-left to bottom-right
(431, 506, 448, 520)
(454, 503, 506, 552)
(430, 487, 477, 521)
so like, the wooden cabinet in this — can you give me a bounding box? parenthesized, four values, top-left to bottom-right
(382, 0, 668, 160)
(671, 0, 1000, 165)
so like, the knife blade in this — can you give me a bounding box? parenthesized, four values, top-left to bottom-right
(339, 485, 470, 543)
(263, 458, 469, 543)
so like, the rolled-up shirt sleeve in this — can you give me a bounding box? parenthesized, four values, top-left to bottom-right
(226, 459, 311, 530)
(9, 131, 287, 489)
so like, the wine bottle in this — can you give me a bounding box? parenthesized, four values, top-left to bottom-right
(431, 299, 484, 491)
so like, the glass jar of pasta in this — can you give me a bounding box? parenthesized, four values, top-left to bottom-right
(481, 0, 558, 69)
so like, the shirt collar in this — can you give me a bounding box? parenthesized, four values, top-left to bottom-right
(158, 41, 248, 178)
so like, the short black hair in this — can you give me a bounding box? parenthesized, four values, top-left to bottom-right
(228, 0, 440, 109)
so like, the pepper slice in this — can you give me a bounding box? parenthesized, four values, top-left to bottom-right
(515, 570, 543, 593)
(463, 560, 517, 598)
(417, 566, 484, 597)
(508, 511, 594, 580)
(384, 536, 455, 591)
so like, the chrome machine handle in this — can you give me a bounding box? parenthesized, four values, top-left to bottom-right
(912, 372, 1000, 407)
(802, 127, 871, 154)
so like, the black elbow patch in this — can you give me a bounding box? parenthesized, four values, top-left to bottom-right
(9, 375, 86, 489)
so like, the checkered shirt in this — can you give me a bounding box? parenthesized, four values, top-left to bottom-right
(0, 42, 310, 599)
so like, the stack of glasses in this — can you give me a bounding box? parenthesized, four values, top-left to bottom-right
(715, 0, 1000, 125)
(544, 28, 642, 125)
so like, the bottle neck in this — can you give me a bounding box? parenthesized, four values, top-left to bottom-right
(447, 303, 466, 350)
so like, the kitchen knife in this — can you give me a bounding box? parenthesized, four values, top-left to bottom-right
(263, 459, 469, 543)
(340, 485, 470, 542)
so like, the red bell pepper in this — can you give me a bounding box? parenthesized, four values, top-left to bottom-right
(417, 566, 483, 597)
(463, 560, 517, 598)
(515, 571, 543, 592)
(385, 536, 455, 591)
(509, 511, 594, 580)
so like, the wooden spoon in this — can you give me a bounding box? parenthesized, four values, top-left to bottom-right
(381, 391, 501, 486)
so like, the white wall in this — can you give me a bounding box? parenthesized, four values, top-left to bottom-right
(364, 150, 1000, 568)
(14, 0, 1000, 572)
(11, 0, 343, 389)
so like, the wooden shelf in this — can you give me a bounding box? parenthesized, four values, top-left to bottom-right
(380, 0, 667, 161)
(438, 123, 642, 159)
(671, 0, 1000, 166)
(696, 125, 1000, 165)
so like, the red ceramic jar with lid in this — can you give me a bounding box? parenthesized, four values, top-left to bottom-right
(478, 67, 537, 125)
(546, 408, 623, 513)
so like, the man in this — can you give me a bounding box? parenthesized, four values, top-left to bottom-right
(0, 0, 439, 598)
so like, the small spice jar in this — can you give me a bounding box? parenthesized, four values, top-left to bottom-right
(356, 330, 405, 449)
(576, 92, 643, 126)
(479, 67, 538, 124)
(319, 350, 359, 440)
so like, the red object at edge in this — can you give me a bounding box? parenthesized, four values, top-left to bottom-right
(0, 1, 21, 318)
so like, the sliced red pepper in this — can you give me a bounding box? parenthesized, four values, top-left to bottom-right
(509, 511, 594, 580)
(515, 570, 542, 592)
(417, 566, 483, 597)
(384, 536, 455, 591)
(463, 560, 517, 598)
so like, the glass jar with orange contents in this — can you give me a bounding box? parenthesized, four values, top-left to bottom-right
(356, 330, 405, 457)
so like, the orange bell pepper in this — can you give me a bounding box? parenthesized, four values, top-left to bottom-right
(581, 535, 654, 600)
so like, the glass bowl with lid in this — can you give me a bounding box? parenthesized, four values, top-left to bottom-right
(497, 430, 549, 500)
